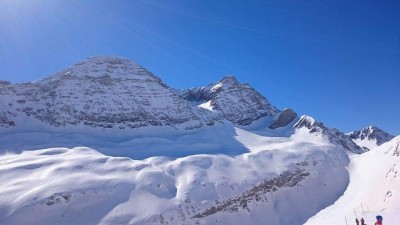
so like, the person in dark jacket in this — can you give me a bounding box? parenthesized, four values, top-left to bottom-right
(361, 217, 365, 225)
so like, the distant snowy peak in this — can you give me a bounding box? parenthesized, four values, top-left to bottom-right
(347, 126, 394, 151)
(179, 76, 280, 126)
(55, 56, 162, 82)
(294, 115, 364, 154)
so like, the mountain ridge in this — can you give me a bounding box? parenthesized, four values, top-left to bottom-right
(0, 56, 391, 156)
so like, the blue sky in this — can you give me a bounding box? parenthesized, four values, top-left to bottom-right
(0, 0, 399, 135)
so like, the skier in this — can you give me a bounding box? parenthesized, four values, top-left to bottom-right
(356, 218, 359, 225)
(375, 215, 383, 225)
(361, 217, 365, 225)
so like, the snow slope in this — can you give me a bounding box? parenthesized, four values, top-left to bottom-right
(304, 136, 400, 225)
(0, 127, 350, 225)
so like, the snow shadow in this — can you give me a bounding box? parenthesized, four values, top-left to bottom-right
(0, 124, 249, 160)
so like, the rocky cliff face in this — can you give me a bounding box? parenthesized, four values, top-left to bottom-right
(178, 76, 279, 126)
(268, 108, 297, 129)
(0, 56, 219, 130)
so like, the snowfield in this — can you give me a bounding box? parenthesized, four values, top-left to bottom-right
(0, 126, 351, 225)
(305, 136, 400, 225)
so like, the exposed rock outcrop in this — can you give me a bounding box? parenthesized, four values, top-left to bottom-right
(269, 108, 297, 129)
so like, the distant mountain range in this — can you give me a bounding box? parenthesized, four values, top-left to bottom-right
(0, 56, 397, 225)
(1, 56, 393, 153)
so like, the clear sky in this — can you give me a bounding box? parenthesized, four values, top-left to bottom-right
(0, 0, 399, 135)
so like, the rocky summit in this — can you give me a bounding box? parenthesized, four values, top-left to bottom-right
(178, 76, 279, 126)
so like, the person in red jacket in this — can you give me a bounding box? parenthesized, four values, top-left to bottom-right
(375, 215, 383, 225)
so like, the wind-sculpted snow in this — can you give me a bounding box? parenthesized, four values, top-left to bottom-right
(0, 130, 350, 225)
(0, 124, 249, 159)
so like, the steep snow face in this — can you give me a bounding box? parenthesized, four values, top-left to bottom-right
(179, 76, 279, 126)
(304, 136, 400, 225)
(294, 115, 364, 154)
(347, 126, 394, 151)
(0, 128, 350, 225)
(0, 56, 219, 131)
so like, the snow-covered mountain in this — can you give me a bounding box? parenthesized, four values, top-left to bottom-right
(347, 126, 394, 151)
(0, 56, 281, 132)
(0, 56, 397, 225)
(0, 56, 219, 131)
(178, 76, 279, 126)
(0, 56, 360, 155)
(294, 115, 364, 154)
(0, 56, 285, 158)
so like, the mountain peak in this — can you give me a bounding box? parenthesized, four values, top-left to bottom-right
(347, 126, 394, 151)
(74, 55, 140, 70)
(54, 56, 161, 82)
(207, 76, 240, 92)
(179, 76, 279, 126)
(219, 76, 239, 84)
(84, 55, 133, 63)
(294, 115, 364, 154)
